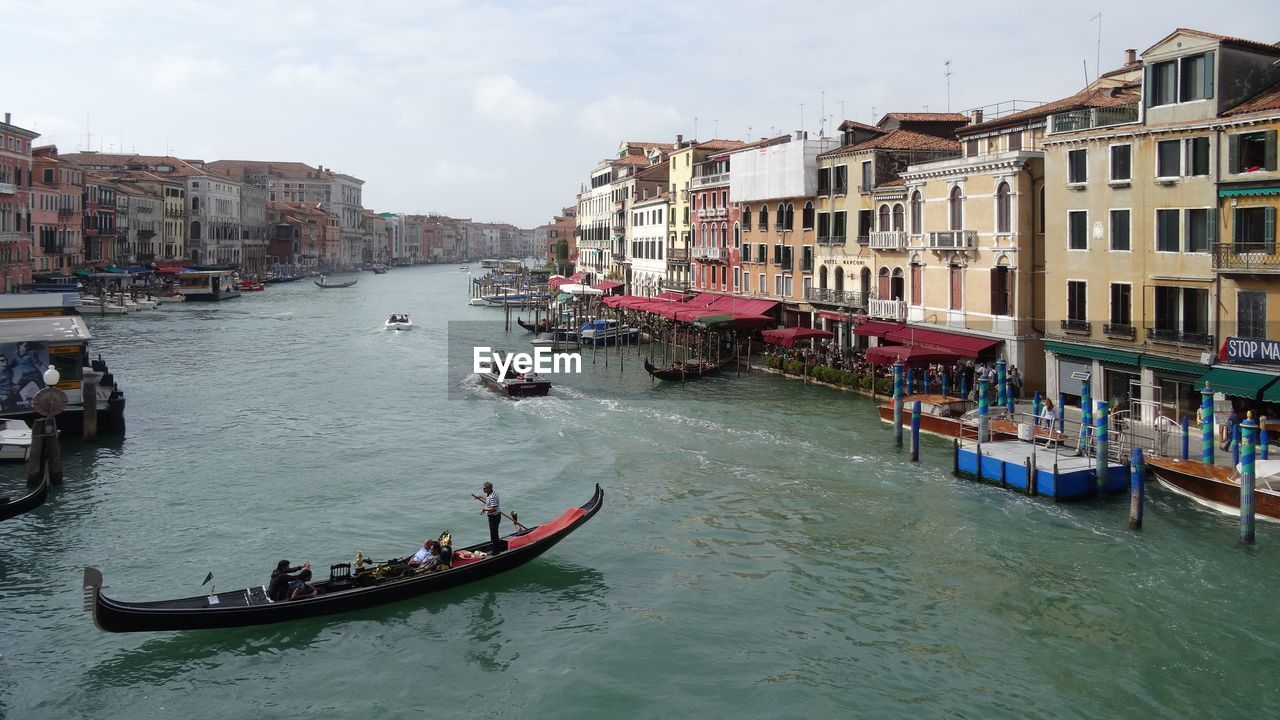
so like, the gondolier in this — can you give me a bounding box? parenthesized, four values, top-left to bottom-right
(479, 482, 502, 554)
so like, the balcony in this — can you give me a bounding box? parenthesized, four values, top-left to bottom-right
(1048, 103, 1140, 134)
(833, 183, 849, 195)
(692, 172, 729, 188)
(817, 185, 831, 197)
(805, 287, 866, 309)
(928, 230, 977, 249)
(58, 207, 76, 218)
(816, 235, 846, 245)
(659, 279, 690, 292)
(667, 248, 689, 264)
(0, 231, 23, 243)
(1213, 242, 1280, 274)
(166, 208, 186, 218)
(612, 252, 628, 264)
(1060, 319, 1091, 335)
(1103, 323, 1136, 340)
(869, 231, 907, 250)
(868, 298, 906, 322)
(699, 207, 727, 220)
(0, 182, 15, 195)
(691, 246, 724, 261)
(1148, 327, 1213, 347)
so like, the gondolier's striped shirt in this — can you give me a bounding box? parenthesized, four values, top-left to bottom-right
(484, 491, 500, 516)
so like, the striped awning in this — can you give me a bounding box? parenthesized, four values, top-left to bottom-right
(1219, 186, 1280, 197)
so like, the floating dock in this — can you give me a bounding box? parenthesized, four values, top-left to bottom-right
(955, 440, 1128, 500)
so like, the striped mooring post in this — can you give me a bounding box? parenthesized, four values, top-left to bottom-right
(977, 374, 991, 444)
(1095, 400, 1109, 494)
(1233, 421, 1242, 468)
(941, 370, 950, 398)
(962, 371, 970, 401)
(1201, 383, 1215, 466)
(1057, 392, 1066, 433)
(1240, 418, 1258, 545)
(1181, 416, 1190, 460)
(1130, 447, 1145, 530)
(893, 360, 904, 449)
(1032, 390, 1042, 420)
(996, 358, 1007, 409)
(910, 400, 922, 462)
(1261, 417, 1271, 461)
(1081, 378, 1093, 454)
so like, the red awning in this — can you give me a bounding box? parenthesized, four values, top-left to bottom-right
(708, 296, 779, 315)
(865, 345, 959, 367)
(816, 311, 845, 322)
(853, 321, 904, 338)
(686, 293, 722, 307)
(592, 280, 623, 292)
(761, 327, 834, 348)
(655, 291, 693, 302)
(883, 326, 1001, 359)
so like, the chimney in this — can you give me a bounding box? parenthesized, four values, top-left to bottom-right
(676, 134, 683, 146)
(1125, 49, 1137, 65)
(970, 109, 984, 125)
(3, 112, 9, 125)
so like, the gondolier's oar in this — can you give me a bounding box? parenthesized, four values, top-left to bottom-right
(470, 494, 529, 531)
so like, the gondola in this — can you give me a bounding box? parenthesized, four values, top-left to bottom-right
(643, 356, 736, 381)
(314, 278, 358, 289)
(84, 485, 603, 632)
(0, 476, 50, 523)
(516, 317, 552, 334)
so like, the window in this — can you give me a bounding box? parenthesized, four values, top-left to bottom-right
(861, 161, 872, 191)
(774, 274, 782, 296)
(995, 182, 1011, 233)
(832, 211, 846, 240)
(1156, 209, 1180, 252)
(878, 204, 890, 231)
(948, 187, 963, 230)
(1110, 283, 1132, 326)
(1149, 60, 1177, 106)
(1187, 137, 1210, 176)
(1008, 132, 1022, 152)
(759, 273, 765, 295)
(1239, 290, 1267, 339)
(1110, 145, 1131, 182)
(758, 206, 768, 230)
(966, 139, 979, 157)
(1233, 206, 1276, 253)
(834, 165, 848, 193)
(742, 207, 751, 229)
(742, 272, 750, 293)
(892, 204, 904, 232)
(949, 265, 963, 310)
(817, 213, 830, 240)
(1185, 208, 1214, 253)
(817, 168, 831, 194)
(1110, 209, 1130, 251)
(991, 266, 1012, 316)
(910, 264, 922, 305)
(1068, 210, 1088, 250)
(910, 191, 923, 234)
(1157, 140, 1181, 177)
(784, 204, 794, 231)
(856, 210, 871, 243)
(1068, 149, 1087, 184)
(1179, 53, 1212, 102)
(1067, 281, 1087, 323)
(1154, 286, 1210, 342)
(1230, 131, 1278, 173)
(802, 202, 814, 230)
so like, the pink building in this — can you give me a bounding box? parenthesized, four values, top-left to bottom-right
(689, 151, 739, 294)
(0, 112, 39, 289)
(32, 146, 85, 275)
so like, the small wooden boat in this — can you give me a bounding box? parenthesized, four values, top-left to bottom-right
(517, 317, 553, 334)
(1147, 456, 1280, 521)
(1, 476, 49, 522)
(877, 395, 977, 438)
(84, 485, 603, 632)
(384, 314, 414, 331)
(237, 280, 266, 292)
(480, 368, 552, 397)
(643, 356, 735, 381)
(315, 277, 358, 289)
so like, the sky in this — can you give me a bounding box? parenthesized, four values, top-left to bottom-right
(6, 0, 1280, 228)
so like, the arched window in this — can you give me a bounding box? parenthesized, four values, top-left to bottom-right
(777, 204, 786, 230)
(784, 203, 794, 230)
(878, 204, 891, 231)
(190, 221, 201, 240)
(691, 224, 697, 246)
(949, 186, 963, 230)
(759, 205, 769, 230)
(834, 266, 844, 293)
(819, 265, 828, 289)
(910, 191, 923, 234)
(996, 182, 1011, 233)
(802, 201, 814, 230)
(878, 266, 891, 297)
(743, 207, 752, 229)
(734, 223, 741, 248)
(701, 223, 708, 246)
(891, 267, 905, 301)
(892, 204, 905, 232)
(191, 196, 200, 213)
(721, 223, 728, 247)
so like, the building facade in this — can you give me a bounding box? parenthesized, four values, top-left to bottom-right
(0, 113, 39, 289)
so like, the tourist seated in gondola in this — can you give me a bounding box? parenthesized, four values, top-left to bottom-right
(268, 559, 310, 602)
(410, 539, 449, 572)
(289, 569, 318, 600)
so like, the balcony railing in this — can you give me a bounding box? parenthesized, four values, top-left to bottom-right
(699, 207, 727, 220)
(0, 182, 15, 195)
(869, 231, 907, 250)
(816, 234, 847, 245)
(659, 279, 690, 292)
(868, 298, 906, 322)
(692, 172, 729, 188)
(856, 235, 869, 246)
(1148, 327, 1213, 347)
(1103, 323, 1136, 340)
(691, 246, 724, 260)
(0, 231, 23, 243)
(1060, 319, 1091, 334)
(666, 248, 689, 263)
(800, 258, 814, 273)
(165, 208, 186, 217)
(57, 207, 75, 218)
(833, 183, 849, 195)
(1048, 103, 1140, 134)
(1213, 242, 1280, 273)
(817, 185, 831, 197)
(612, 252, 628, 263)
(928, 230, 977, 249)
(805, 287, 866, 309)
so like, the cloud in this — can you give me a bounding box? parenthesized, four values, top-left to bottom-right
(426, 160, 505, 184)
(578, 95, 681, 139)
(472, 76, 557, 128)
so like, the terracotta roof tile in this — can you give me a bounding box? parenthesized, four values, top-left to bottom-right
(693, 139, 748, 151)
(880, 112, 970, 124)
(958, 84, 1140, 136)
(1223, 80, 1280, 117)
(838, 120, 885, 134)
(819, 129, 960, 157)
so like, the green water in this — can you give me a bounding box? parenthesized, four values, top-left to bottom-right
(1, 266, 1277, 719)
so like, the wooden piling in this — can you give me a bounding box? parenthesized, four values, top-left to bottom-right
(83, 380, 99, 442)
(1240, 419, 1258, 545)
(892, 360, 904, 448)
(1129, 447, 1145, 531)
(910, 399, 921, 462)
(25, 418, 46, 484)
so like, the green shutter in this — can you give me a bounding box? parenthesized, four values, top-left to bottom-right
(1204, 52, 1215, 100)
(1266, 129, 1278, 172)
(1207, 207, 1218, 247)
(1144, 65, 1155, 107)
(1265, 206, 1276, 254)
(1229, 134, 1240, 173)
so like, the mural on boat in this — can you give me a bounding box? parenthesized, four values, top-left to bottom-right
(0, 341, 50, 411)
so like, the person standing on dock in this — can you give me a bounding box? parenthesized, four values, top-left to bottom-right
(478, 482, 502, 554)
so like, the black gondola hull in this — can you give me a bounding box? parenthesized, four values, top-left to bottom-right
(643, 357, 735, 381)
(85, 485, 602, 632)
(0, 476, 49, 522)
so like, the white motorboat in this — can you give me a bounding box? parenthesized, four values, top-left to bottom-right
(579, 318, 639, 346)
(468, 297, 488, 306)
(0, 419, 32, 461)
(80, 297, 129, 315)
(530, 329, 580, 351)
(459, 266, 470, 272)
(384, 313, 414, 331)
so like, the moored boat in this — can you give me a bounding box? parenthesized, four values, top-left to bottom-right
(0, 419, 33, 461)
(643, 356, 735, 381)
(178, 271, 241, 301)
(876, 395, 979, 439)
(84, 485, 603, 632)
(315, 276, 359, 289)
(579, 318, 639, 346)
(237, 280, 266, 292)
(0, 476, 49, 523)
(530, 329, 579, 351)
(517, 317, 553, 334)
(1146, 456, 1280, 521)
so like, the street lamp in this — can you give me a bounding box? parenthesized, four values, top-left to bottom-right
(43, 364, 60, 386)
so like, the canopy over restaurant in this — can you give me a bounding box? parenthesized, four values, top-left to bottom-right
(761, 327, 834, 348)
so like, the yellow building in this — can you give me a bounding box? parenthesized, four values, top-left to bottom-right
(1044, 30, 1280, 421)
(666, 138, 744, 292)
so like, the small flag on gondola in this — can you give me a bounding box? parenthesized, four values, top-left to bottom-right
(202, 571, 214, 586)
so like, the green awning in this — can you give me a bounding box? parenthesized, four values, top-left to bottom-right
(1044, 340, 1141, 366)
(1264, 381, 1280, 405)
(1198, 366, 1279, 399)
(1141, 355, 1208, 376)
(693, 313, 735, 328)
(1219, 187, 1280, 197)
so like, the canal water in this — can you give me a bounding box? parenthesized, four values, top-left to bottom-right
(1, 265, 1277, 719)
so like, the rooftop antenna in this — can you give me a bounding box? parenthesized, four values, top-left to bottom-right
(799, 103, 805, 134)
(945, 60, 953, 112)
(871, 106, 877, 123)
(1082, 59, 1089, 87)
(714, 119, 719, 137)
(819, 91, 826, 136)
(694, 116, 698, 141)
(85, 112, 91, 152)
(1091, 12, 1102, 83)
